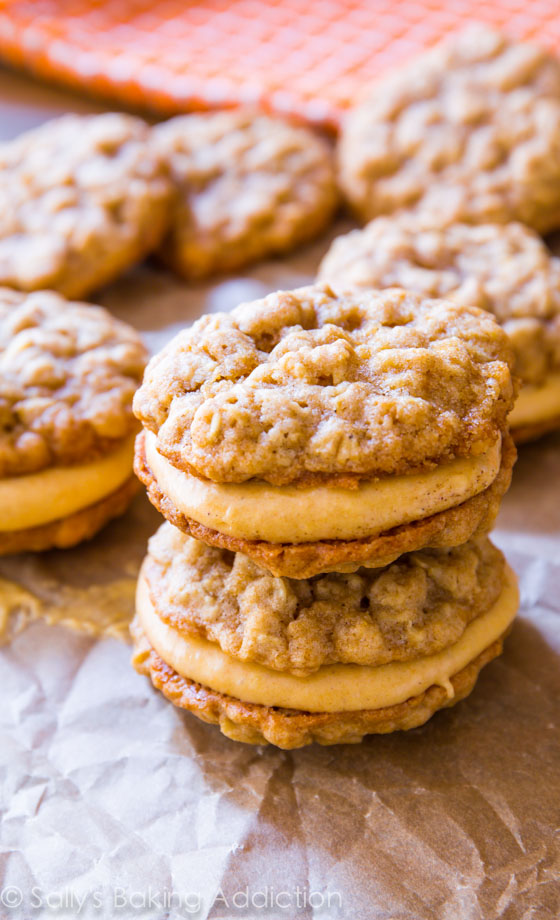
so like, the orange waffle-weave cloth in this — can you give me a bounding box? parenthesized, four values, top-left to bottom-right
(0, 0, 559, 130)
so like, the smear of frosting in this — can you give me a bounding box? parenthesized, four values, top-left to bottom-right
(0, 574, 136, 645)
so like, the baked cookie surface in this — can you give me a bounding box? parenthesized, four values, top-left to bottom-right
(0, 288, 147, 478)
(319, 219, 560, 388)
(0, 113, 171, 298)
(0, 289, 147, 553)
(132, 528, 518, 748)
(153, 111, 337, 280)
(134, 284, 515, 486)
(338, 26, 560, 232)
(142, 522, 504, 676)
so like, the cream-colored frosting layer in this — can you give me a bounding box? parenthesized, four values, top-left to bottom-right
(137, 562, 518, 713)
(145, 431, 502, 544)
(0, 434, 136, 531)
(509, 374, 560, 428)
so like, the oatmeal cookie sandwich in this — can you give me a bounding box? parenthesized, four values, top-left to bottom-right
(131, 523, 519, 748)
(338, 25, 560, 232)
(0, 289, 147, 553)
(152, 110, 337, 280)
(319, 218, 560, 443)
(133, 284, 516, 578)
(0, 112, 172, 298)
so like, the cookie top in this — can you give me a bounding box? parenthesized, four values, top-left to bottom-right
(338, 26, 560, 232)
(144, 523, 505, 675)
(0, 113, 171, 298)
(0, 289, 148, 478)
(319, 218, 560, 386)
(152, 110, 337, 279)
(134, 283, 515, 486)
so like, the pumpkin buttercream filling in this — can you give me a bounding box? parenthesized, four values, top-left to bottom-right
(0, 433, 136, 531)
(136, 561, 518, 713)
(144, 430, 503, 544)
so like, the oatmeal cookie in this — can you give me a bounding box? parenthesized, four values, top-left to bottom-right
(134, 427, 514, 578)
(131, 539, 518, 748)
(134, 284, 515, 486)
(132, 624, 508, 748)
(152, 111, 337, 280)
(0, 288, 147, 477)
(0, 113, 172, 298)
(0, 475, 139, 555)
(0, 289, 147, 552)
(338, 26, 560, 232)
(319, 219, 560, 388)
(142, 522, 505, 676)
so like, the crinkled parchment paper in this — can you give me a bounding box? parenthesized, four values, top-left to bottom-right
(0, 74, 559, 920)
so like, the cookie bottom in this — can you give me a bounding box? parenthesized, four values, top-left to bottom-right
(131, 618, 508, 749)
(512, 414, 560, 445)
(0, 475, 139, 555)
(135, 431, 516, 578)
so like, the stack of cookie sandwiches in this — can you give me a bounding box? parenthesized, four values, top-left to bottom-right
(0, 289, 147, 553)
(131, 283, 519, 749)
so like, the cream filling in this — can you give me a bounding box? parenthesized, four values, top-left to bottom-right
(509, 374, 560, 429)
(0, 434, 136, 532)
(145, 431, 502, 544)
(137, 563, 518, 713)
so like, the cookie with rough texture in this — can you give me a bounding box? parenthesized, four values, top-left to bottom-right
(142, 522, 504, 676)
(132, 624, 507, 748)
(134, 284, 515, 486)
(0, 113, 172, 298)
(319, 219, 560, 442)
(131, 529, 517, 748)
(153, 111, 337, 280)
(0, 289, 148, 553)
(0, 289, 147, 476)
(134, 284, 515, 576)
(134, 427, 515, 578)
(338, 26, 560, 232)
(319, 219, 560, 387)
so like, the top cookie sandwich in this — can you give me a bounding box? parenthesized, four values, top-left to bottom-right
(338, 26, 560, 232)
(0, 288, 147, 554)
(152, 110, 337, 280)
(134, 284, 516, 578)
(319, 218, 560, 443)
(0, 113, 172, 298)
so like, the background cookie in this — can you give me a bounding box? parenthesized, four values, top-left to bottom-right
(0, 288, 148, 552)
(319, 218, 560, 389)
(0, 112, 171, 298)
(153, 110, 338, 280)
(338, 26, 560, 232)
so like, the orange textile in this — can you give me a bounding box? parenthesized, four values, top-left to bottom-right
(0, 0, 559, 129)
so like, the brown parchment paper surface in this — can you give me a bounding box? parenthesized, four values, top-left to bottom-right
(0, 77, 558, 920)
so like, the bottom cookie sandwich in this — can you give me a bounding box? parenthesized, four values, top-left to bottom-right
(131, 524, 519, 749)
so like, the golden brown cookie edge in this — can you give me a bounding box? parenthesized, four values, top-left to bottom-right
(0, 475, 140, 555)
(134, 429, 516, 578)
(511, 413, 560, 445)
(130, 616, 509, 748)
(53, 197, 172, 300)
